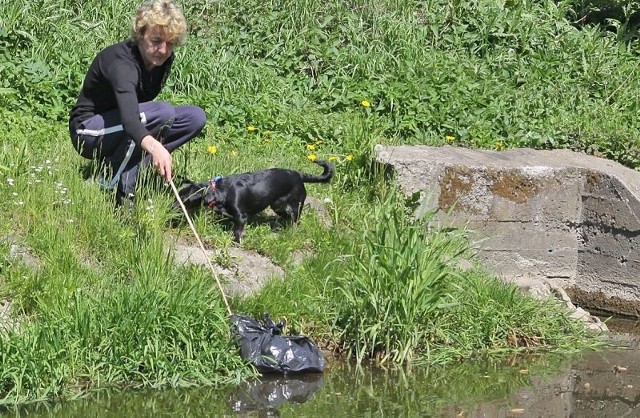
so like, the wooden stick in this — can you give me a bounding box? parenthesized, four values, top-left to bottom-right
(169, 179, 233, 317)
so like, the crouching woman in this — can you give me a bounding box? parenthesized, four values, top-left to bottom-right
(69, 0, 205, 207)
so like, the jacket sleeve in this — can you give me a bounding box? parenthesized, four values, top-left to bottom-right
(107, 60, 151, 146)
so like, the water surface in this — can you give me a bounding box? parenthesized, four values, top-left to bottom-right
(6, 335, 639, 417)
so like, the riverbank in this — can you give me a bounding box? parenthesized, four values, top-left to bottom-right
(7, 337, 636, 417)
(1, 0, 634, 406)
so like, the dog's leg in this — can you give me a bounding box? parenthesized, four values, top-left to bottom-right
(272, 192, 306, 224)
(232, 214, 248, 243)
(291, 195, 305, 223)
(273, 204, 297, 223)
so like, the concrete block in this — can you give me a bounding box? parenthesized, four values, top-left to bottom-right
(376, 145, 640, 316)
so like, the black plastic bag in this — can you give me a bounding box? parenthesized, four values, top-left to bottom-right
(231, 313, 325, 374)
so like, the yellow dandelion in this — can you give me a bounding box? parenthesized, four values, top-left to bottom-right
(495, 141, 504, 151)
(345, 154, 354, 161)
(207, 145, 218, 154)
(306, 144, 316, 151)
(361, 100, 371, 107)
(247, 125, 257, 132)
(445, 135, 455, 142)
(307, 154, 317, 162)
(328, 155, 337, 161)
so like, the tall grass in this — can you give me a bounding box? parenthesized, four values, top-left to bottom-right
(330, 194, 468, 364)
(0, 132, 254, 406)
(426, 270, 600, 364)
(0, 268, 249, 405)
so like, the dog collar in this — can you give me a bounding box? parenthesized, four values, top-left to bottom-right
(210, 175, 223, 189)
(208, 176, 223, 208)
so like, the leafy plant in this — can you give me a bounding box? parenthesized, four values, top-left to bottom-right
(331, 193, 468, 364)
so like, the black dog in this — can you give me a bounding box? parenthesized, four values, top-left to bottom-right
(175, 160, 334, 242)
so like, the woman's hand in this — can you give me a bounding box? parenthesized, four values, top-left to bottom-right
(140, 135, 172, 182)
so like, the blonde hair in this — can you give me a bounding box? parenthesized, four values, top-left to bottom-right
(132, 0, 187, 46)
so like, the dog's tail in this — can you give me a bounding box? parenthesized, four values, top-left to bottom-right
(301, 160, 334, 183)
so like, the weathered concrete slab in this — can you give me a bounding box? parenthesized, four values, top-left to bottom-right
(375, 145, 640, 316)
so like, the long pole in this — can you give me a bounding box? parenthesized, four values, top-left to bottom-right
(169, 179, 233, 317)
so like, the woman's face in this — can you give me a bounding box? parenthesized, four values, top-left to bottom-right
(138, 25, 174, 70)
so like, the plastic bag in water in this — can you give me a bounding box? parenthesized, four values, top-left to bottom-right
(230, 313, 325, 374)
(230, 373, 324, 412)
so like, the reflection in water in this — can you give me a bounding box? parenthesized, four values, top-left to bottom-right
(300, 353, 577, 417)
(5, 353, 574, 417)
(6, 341, 640, 417)
(229, 373, 324, 414)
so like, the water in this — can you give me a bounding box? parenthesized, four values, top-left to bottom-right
(5, 320, 639, 417)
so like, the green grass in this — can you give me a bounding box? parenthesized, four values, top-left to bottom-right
(330, 194, 468, 364)
(0, 0, 621, 406)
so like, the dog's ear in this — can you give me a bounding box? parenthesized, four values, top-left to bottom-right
(174, 180, 208, 210)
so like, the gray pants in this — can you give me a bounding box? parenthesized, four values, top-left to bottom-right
(72, 101, 206, 195)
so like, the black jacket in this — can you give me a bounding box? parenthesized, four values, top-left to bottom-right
(69, 39, 173, 145)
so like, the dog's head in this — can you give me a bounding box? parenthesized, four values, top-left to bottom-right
(203, 183, 226, 214)
(172, 180, 206, 211)
(173, 177, 221, 211)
